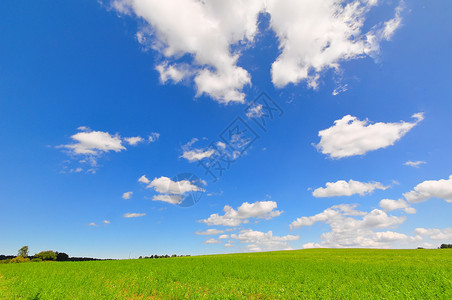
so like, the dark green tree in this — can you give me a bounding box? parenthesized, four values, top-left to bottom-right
(56, 252, 69, 261)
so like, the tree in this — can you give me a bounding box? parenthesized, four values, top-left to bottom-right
(56, 252, 69, 261)
(17, 246, 29, 258)
(440, 244, 452, 249)
(35, 250, 57, 261)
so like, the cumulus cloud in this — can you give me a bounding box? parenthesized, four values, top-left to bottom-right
(201, 201, 282, 227)
(313, 179, 388, 198)
(156, 62, 192, 83)
(195, 229, 225, 236)
(315, 113, 424, 159)
(414, 228, 452, 241)
(58, 127, 154, 171)
(112, 0, 265, 104)
(230, 229, 299, 252)
(404, 161, 426, 168)
(103, 220, 110, 224)
(152, 194, 183, 204)
(111, 0, 403, 103)
(403, 175, 452, 203)
(224, 241, 234, 248)
(146, 176, 204, 194)
(124, 136, 144, 146)
(140, 175, 206, 205)
(61, 129, 125, 155)
(180, 138, 215, 162)
(290, 204, 415, 248)
(123, 212, 146, 218)
(181, 149, 215, 162)
(204, 238, 222, 244)
(266, 0, 404, 88)
(138, 175, 150, 184)
(88, 222, 97, 226)
(122, 191, 133, 200)
(379, 199, 416, 214)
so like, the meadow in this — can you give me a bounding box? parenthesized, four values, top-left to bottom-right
(0, 249, 451, 299)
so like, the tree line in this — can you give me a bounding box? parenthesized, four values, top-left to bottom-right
(0, 246, 106, 264)
(138, 254, 190, 259)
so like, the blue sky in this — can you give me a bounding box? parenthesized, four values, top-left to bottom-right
(1, 0, 451, 258)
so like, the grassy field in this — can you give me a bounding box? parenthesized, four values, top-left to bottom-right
(0, 249, 451, 299)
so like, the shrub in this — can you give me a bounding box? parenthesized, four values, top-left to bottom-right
(35, 251, 57, 261)
(56, 252, 69, 261)
(31, 258, 42, 262)
(10, 256, 30, 263)
(0, 259, 11, 264)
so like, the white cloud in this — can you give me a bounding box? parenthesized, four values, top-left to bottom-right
(379, 199, 416, 214)
(180, 138, 215, 162)
(332, 84, 348, 96)
(230, 229, 299, 252)
(404, 161, 426, 168)
(246, 104, 263, 119)
(103, 220, 110, 224)
(224, 241, 234, 248)
(156, 62, 192, 83)
(152, 194, 182, 204)
(315, 113, 424, 159)
(147, 176, 204, 194)
(58, 128, 149, 171)
(112, 0, 403, 103)
(366, 1, 405, 55)
(313, 179, 388, 198)
(218, 234, 229, 239)
(414, 228, 452, 241)
(138, 175, 150, 184)
(61, 129, 125, 155)
(290, 204, 415, 248)
(404, 175, 452, 203)
(122, 191, 133, 200)
(148, 132, 160, 143)
(123, 212, 146, 218)
(201, 201, 282, 227)
(88, 222, 97, 226)
(181, 149, 215, 162)
(204, 238, 221, 244)
(124, 136, 144, 146)
(112, 0, 264, 104)
(267, 0, 404, 89)
(195, 229, 225, 236)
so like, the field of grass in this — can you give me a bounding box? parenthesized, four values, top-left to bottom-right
(1, 249, 451, 299)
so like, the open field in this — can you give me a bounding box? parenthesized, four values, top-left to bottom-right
(1, 249, 451, 299)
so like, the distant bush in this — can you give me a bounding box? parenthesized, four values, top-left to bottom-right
(10, 256, 30, 263)
(56, 252, 69, 261)
(440, 244, 452, 249)
(35, 251, 57, 261)
(0, 259, 11, 264)
(31, 258, 42, 262)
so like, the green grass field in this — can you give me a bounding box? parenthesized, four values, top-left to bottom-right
(1, 249, 451, 299)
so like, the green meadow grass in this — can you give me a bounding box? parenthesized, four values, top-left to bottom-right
(1, 249, 451, 299)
